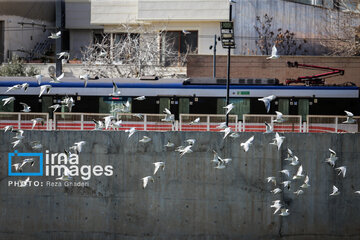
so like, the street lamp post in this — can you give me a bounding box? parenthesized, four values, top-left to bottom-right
(220, 3, 235, 126)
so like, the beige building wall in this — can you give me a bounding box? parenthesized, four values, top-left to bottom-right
(104, 21, 228, 55)
(91, 0, 138, 25)
(137, 0, 228, 21)
(91, 0, 230, 55)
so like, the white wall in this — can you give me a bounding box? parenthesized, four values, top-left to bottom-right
(91, 0, 138, 25)
(137, 0, 228, 21)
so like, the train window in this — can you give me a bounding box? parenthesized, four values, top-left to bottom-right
(132, 98, 159, 114)
(190, 98, 217, 114)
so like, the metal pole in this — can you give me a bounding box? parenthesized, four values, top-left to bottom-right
(213, 34, 217, 79)
(225, 4, 232, 126)
(55, 0, 62, 77)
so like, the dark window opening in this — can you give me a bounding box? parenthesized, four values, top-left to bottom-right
(161, 30, 198, 66)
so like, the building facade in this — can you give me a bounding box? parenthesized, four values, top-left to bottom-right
(0, 1, 55, 63)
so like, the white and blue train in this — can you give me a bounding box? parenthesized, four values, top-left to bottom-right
(0, 76, 358, 118)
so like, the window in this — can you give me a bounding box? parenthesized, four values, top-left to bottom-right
(161, 30, 198, 66)
(285, 0, 324, 6)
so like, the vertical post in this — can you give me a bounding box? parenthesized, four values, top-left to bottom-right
(225, 4, 232, 126)
(144, 114, 147, 131)
(213, 34, 217, 79)
(335, 116, 338, 133)
(18, 113, 21, 129)
(55, 0, 63, 76)
(80, 113, 84, 131)
(207, 115, 210, 131)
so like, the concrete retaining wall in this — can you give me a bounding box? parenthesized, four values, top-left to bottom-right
(0, 131, 360, 240)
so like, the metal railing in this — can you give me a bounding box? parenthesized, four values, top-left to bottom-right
(307, 115, 360, 133)
(53, 112, 175, 131)
(54, 112, 112, 130)
(179, 114, 238, 131)
(0, 112, 49, 130)
(116, 113, 175, 131)
(1, 112, 359, 133)
(242, 114, 303, 133)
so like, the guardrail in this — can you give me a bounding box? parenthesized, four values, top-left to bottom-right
(307, 115, 360, 133)
(53, 112, 175, 131)
(116, 113, 175, 131)
(0, 112, 50, 130)
(242, 114, 303, 132)
(1, 112, 359, 133)
(179, 114, 238, 132)
(54, 112, 111, 130)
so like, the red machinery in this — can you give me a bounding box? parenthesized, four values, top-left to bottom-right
(286, 61, 345, 86)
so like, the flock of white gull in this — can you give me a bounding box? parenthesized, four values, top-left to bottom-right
(2, 31, 359, 217)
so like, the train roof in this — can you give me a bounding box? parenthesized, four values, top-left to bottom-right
(0, 76, 358, 98)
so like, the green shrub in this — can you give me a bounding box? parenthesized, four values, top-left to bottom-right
(0, 55, 40, 77)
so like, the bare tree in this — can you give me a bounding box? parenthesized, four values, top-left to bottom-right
(81, 24, 190, 78)
(254, 14, 307, 56)
(320, 1, 360, 56)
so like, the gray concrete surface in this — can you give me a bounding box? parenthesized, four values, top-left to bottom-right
(0, 131, 360, 240)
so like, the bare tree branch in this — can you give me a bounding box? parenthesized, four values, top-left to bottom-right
(81, 24, 189, 78)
